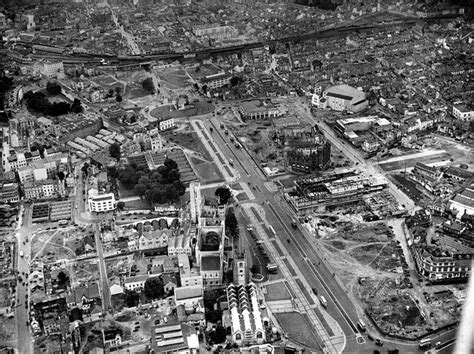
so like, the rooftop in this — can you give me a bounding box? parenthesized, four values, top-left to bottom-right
(201, 255, 221, 271)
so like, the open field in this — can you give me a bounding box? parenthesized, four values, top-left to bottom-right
(274, 312, 322, 350)
(158, 67, 193, 90)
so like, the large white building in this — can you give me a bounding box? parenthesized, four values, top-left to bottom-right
(33, 60, 65, 79)
(313, 84, 368, 113)
(227, 283, 266, 346)
(88, 189, 116, 213)
(452, 104, 474, 122)
(449, 186, 474, 218)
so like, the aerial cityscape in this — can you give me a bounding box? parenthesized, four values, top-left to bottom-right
(0, 0, 473, 353)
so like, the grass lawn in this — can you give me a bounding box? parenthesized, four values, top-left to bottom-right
(124, 198, 151, 210)
(274, 312, 323, 350)
(265, 282, 291, 302)
(150, 101, 213, 120)
(118, 184, 137, 198)
(0, 316, 16, 342)
(235, 193, 249, 202)
(192, 162, 224, 184)
(167, 131, 213, 161)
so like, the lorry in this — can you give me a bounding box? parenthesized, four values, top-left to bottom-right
(291, 219, 298, 229)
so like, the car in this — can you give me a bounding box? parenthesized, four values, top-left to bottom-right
(375, 339, 383, 346)
(154, 319, 160, 325)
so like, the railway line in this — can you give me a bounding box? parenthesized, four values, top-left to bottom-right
(12, 15, 432, 65)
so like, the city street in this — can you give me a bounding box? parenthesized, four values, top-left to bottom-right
(199, 110, 432, 352)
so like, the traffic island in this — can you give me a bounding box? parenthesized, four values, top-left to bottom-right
(250, 273, 264, 282)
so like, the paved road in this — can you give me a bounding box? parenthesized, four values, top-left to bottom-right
(94, 223, 112, 313)
(201, 110, 433, 353)
(108, 3, 140, 55)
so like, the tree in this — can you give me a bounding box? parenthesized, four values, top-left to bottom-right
(115, 94, 123, 103)
(57, 171, 65, 181)
(225, 209, 239, 238)
(70, 98, 83, 113)
(134, 183, 147, 197)
(144, 277, 164, 299)
(250, 264, 259, 274)
(215, 186, 232, 204)
(124, 290, 140, 308)
(107, 88, 115, 98)
(230, 77, 240, 86)
(57, 271, 69, 286)
(115, 86, 122, 94)
(81, 163, 89, 177)
(109, 143, 121, 160)
(117, 201, 125, 211)
(164, 158, 178, 171)
(142, 77, 154, 92)
(46, 81, 61, 95)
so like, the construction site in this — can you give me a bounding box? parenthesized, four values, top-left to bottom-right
(311, 215, 465, 338)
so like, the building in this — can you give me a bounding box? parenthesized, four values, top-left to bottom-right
(233, 258, 248, 286)
(443, 166, 474, 184)
(449, 186, 474, 218)
(155, 117, 175, 131)
(153, 322, 199, 353)
(174, 286, 203, 312)
(193, 25, 238, 40)
(409, 163, 442, 192)
(452, 104, 474, 122)
(0, 182, 19, 203)
(412, 246, 472, 282)
(200, 72, 232, 89)
(103, 329, 122, 348)
(33, 60, 65, 79)
(23, 180, 57, 200)
(227, 283, 266, 346)
(200, 255, 223, 288)
(87, 189, 116, 213)
(285, 170, 387, 216)
(178, 253, 203, 288)
(238, 100, 281, 120)
(286, 128, 331, 173)
(315, 84, 368, 113)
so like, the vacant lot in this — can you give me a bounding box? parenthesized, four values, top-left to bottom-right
(158, 67, 193, 90)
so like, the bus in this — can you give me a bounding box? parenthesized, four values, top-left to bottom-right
(268, 225, 276, 237)
(266, 263, 278, 274)
(419, 338, 432, 348)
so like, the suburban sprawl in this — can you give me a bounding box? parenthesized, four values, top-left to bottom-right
(0, 0, 473, 353)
